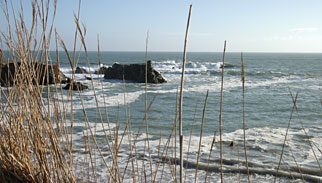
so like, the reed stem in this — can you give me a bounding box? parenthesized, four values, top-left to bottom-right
(178, 4, 192, 183)
(274, 91, 298, 182)
(219, 40, 226, 183)
(241, 52, 250, 182)
(194, 91, 209, 183)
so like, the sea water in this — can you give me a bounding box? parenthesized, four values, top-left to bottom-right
(50, 52, 322, 182)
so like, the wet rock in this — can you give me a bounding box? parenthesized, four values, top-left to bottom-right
(103, 60, 166, 83)
(63, 81, 88, 91)
(85, 76, 93, 80)
(0, 62, 68, 87)
(94, 66, 108, 74)
(75, 66, 88, 74)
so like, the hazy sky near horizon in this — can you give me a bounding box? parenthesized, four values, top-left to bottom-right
(1, 0, 322, 52)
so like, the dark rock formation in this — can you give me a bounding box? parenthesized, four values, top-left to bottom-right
(229, 141, 236, 147)
(0, 62, 68, 87)
(75, 66, 88, 74)
(63, 82, 88, 91)
(94, 66, 108, 74)
(103, 61, 166, 83)
(85, 76, 93, 80)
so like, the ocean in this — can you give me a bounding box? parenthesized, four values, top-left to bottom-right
(52, 51, 321, 182)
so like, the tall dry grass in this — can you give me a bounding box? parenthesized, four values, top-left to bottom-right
(0, 0, 76, 182)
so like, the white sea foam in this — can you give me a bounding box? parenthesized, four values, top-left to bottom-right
(53, 89, 145, 110)
(153, 60, 224, 75)
(66, 124, 318, 182)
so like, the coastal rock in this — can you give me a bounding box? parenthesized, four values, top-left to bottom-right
(85, 76, 93, 80)
(75, 66, 88, 74)
(94, 66, 108, 74)
(103, 61, 166, 83)
(63, 82, 88, 91)
(0, 62, 68, 87)
(229, 141, 236, 147)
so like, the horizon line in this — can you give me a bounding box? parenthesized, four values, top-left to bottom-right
(2, 49, 322, 54)
(59, 50, 322, 53)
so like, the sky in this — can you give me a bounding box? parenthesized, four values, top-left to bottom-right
(1, 0, 322, 52)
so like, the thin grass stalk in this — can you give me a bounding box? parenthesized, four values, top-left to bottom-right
(158, 134, 165, 181)
(52, 64, 69, 147)
(76, 15, 126, 181)
(78, 93, 118, 182)
(219, 40, 226, 182)
(115, 93, 157, 180)
(155, 129, 179, 181)
(290, 92, 322, 175)
(95, 38, 121, 177)
(288, 141, 305, 181)
(152, 90, 178, 182)
(144, 30, 154, 182)
(204, 131, 216, 182)
(281, 158, 296, 181)
(179, 5, 192, 183)
(274, 91, 298, 182)
(69, 0, 82, 168)
(132, 94, 158, 181)
(241, 52, 250, 182)
(74, 15, 125, 182)
(42, 0, 57, 133)
(238, 145, 241, 183)
(114, 105, 121, 182)
(194, 91, 209, 183)
(184, 100, 199, 182)
(123, 95, 136, 181)
(120, 121, 134, 181)
(175, 86, 178, 182)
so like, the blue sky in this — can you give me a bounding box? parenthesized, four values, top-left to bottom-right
(1, 0, 322, 52)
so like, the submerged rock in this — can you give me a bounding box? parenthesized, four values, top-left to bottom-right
(63, 81, 88, 91)
(0, 62, 68, 87)
(229, 141, 236, 147)
(103, 61, 166, 83)
(75, 66, 88, 74)
(94, 66, 108, 74)
(84, 76, 93, 80)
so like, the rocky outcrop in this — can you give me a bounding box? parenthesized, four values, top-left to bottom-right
(0, 62, 68, 87)
(94, 66, 108, 74)
(84, 76, 93, 80)
(103, 61, 166, 84)
(63, 81, 88, 91)
(75, 66, 88, 74)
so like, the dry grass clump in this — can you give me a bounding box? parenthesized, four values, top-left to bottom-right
(0, 0, 75, 182)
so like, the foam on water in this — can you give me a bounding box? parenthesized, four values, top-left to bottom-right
(53, 89, 145, 110)
(153, 60, 225, 75)
(65, 122, 321, 182)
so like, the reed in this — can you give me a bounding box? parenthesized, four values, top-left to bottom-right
(0, 1, 76, 182)
(178, 4, 193, 183)
(241, 52, 250, 182)
(194, 91, 209, 183)
(219, 40, 226, 182)
(185, 101, 199, 182)
(144, 31, 153, 182)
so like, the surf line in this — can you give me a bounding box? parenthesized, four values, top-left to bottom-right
(152, 155, 322, 182)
